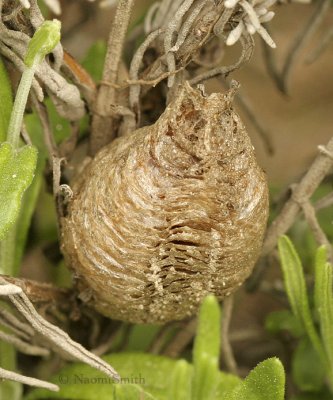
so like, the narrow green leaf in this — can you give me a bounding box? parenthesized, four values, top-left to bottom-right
(25, 352, 240, 400)
(278, 235, 308, 323)
(314, 247, 333, 378)
(226, 358, 285, 400)
(292, 337, 325, 392)
(24, 20, 61, 67)
(192, 294, 221, 400)
(193, 295, 221, 367)
(0, 56, 13, 142)
(192, 355, 220, 400)
(0, 143, 37, 241)
(278, 236, 324, 362)
(13, 156, 44, 275)
(168, 360, 192, 400)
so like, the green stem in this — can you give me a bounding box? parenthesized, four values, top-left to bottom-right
(0, 228, 20, 399)
(0, 343, 21, 400)
(6, 65, 36, 149)
(0, 228, 16, 275)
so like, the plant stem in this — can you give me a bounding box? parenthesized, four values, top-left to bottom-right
(90, 0, 135, 154)
(0, 61, 36, 400)
(6, 65, 36, 149)
(0, 229, 16, 275)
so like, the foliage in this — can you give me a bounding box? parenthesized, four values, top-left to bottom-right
(0, 143, 37, 242)
(26, 295, 285, 400)
(273, 236, 333, 395)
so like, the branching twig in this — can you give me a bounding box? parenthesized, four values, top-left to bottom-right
(227, 80, 274, 154)
(301, 200, 333, 262)
(190, 33, 254, 85)
(262, 137, 333, 257)
(0, 277, 120, 381)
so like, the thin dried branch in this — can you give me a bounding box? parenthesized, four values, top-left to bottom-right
(315, 191, 333, 211)
(148, 323, 175, 354)
(144, 2, 160, 34)
(232, 84, 274, 154)
(306, 23, 333, 64)
(0, 278, 120, 381)
(32, 96, 59, 159)
(164, 0, 196, 87)
(221, 296, 238, 374)
(0, 367, 59, 392)
(260, 29, 284, 93)
(170, 0, 207, 53)
(163, 318, 197, 358)
(0, 330, 50, 356)
(0, 307, 34, 337)
(262, 137, 333, 256)
(190, 32, 254, 85)
(0, 274, 70, 305)
(90, 0, 135, 154)
(129, 28, 163, 126)
(279, 0, 331, 94)
(301, 200, 333, 262)
(92, 324, 122, 357)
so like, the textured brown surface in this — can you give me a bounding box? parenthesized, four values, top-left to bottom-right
(61, 83, 269, 324)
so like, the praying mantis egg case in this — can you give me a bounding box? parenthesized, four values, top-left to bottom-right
(61, 82, 269, 324)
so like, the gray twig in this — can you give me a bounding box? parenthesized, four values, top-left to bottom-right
(0, 367, 59, 392)
(262, 137, 333, 257)
(301, 200, 333, 263)
(190, 32, 254, 85)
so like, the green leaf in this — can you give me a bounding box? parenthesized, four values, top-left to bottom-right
(192, 294, 221, 400)
(25, 352, 240, 400)
(0, 56, 13, 142)
(278, 236, 324, 362)
(24, 20, 61, 67)
(225, 358, 285, 400)
(13, 156, 44, 275)
(265, 310, 304, 337)
(292, 337, 325, 392)
(314, 246, 333, 376)
(278, 235, 309, 324)
(113, 384, 157, 400)
(168, 359, 192, 400)
(0, 143, 37, 241)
